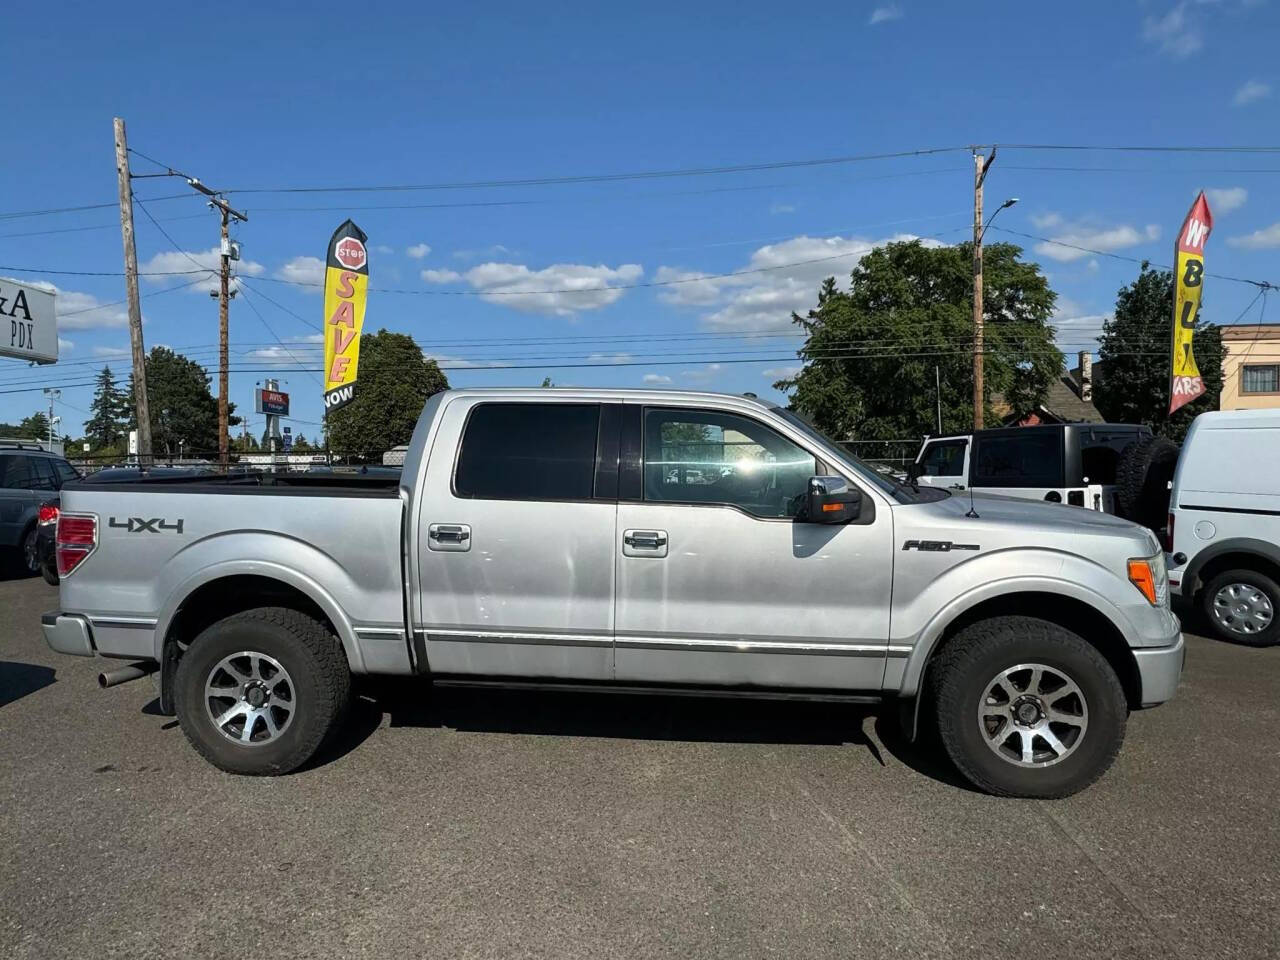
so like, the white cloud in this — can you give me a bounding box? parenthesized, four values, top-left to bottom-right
(1233, 79, 1271, 106)
(1030, 212, 1063, 230)
(44, 287, 130, 331)
(275, 255, 325, 290)
(289, 333, 324, 344)
(586, 352, 632, 364)
(138, 247, 264, 293)
(1033, 223, 1160, 263)
(1052, 297, 1110, 354)
(1206, 187, 1248, 213)
(659, 233, 936, 332)
(424, 352, 513, 370)
(421, 268, 462, 284)
(246, 345, 316, 366)
(681, 363, 724, 382)
(1142, 3, 1202, 58)
(869, 3, 903, 24)
(642, 373, 672, 384)
(1226, 222, 1280, 249)
(57, 337, 74, 353)
(762, 366, 801, 379)
(460, 261, 643, 316)
(1087, 259, 1100, 273)
(769, 202, 796, 214)
(406, 243, 431, 259)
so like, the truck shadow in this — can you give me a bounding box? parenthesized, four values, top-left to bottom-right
(0, 661, 57, 708)
(307, 678, 971, 790)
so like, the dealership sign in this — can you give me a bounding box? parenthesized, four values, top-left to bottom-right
(322, 219, 369, 414)
(1169, 192, 1213, 416)
(255, 387, 290, 416)
(0, 277, 57, 364)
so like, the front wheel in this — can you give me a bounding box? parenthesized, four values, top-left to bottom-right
(174, 607, 351, 775)
(930, 616, 1128, 798)
(20, 526, 40, 576)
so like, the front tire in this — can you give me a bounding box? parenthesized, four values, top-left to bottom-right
(931, 616, 1128, 798)
(174, 607, 350, 775)
(20, 525, 40, 576)
(1201, 569, 1279, 647)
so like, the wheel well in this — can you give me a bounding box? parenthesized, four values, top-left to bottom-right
(928, 592, 1141, 709)
(165, 575, 339, 654)
(1194, 551, 1280, 596)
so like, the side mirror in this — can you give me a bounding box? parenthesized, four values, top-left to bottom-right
(806, 475, 862, 524)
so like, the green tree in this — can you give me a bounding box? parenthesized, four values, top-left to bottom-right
(85, 365, 129, 448)
(326, 329, 450, 458)
(18, 412, 50, 441)
(1094, 264, 1223, 442)
(292, 433, 314, 453)
(125, 347, 240, 455)
(778, 240, 1061, 439)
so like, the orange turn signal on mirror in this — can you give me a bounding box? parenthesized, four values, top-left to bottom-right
(821, 503, 844, 512)
(1127, 559, 1157, 606)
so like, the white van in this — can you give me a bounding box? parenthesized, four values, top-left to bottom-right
(911, 423, 1150, 514)
(1167, 409, 1280, 646)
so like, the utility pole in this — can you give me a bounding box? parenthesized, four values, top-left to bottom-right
(972, 148, 995, 430)
(43, 388, 61, 450)
(187, 179, 247, 469)
(113, 118, 152, 461)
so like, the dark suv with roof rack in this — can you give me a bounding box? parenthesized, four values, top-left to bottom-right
(0, 442, 80, 576)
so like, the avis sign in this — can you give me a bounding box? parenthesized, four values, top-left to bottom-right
(1169, 193, 1213, 416)
(0, 278, 57, 364)
(322, 220, 369, 413)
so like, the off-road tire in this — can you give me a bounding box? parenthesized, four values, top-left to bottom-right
(1117, 436, 1179, 530)
(930, 615, 1128, 798)
(174, 607, 350, 775)
(1200, 569, 1280, 648)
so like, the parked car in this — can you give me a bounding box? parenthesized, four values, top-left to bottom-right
(1168, 409, 1280, 647)
(0, 442, 80, 576)
(910, 423, 1152, 515)
(41, 389, 1182, 797)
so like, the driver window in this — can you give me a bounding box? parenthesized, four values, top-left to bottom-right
(642, 408, 816, 518)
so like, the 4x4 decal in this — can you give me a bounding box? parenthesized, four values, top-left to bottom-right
(108, 517, 184, 534)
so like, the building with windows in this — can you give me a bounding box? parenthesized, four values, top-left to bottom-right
(1220, 323, 1280, 411)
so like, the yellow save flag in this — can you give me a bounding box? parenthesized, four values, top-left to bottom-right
(322, 220, 369, 414)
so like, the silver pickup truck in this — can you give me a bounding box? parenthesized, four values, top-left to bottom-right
(41, 388, 1183, 797)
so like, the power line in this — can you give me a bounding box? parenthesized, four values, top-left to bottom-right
(0, 193, 194, 222)
(0, 212, 210, 241)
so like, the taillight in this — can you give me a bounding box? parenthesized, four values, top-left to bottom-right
(56, 512, 97, 577)
(38, 504, 59, 525)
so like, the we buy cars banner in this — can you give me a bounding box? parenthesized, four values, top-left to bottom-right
(1169, 192, 1213, 415)
(323, 220, 370, 414)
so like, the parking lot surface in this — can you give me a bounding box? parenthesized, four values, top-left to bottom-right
(1, 573, 1277, 960)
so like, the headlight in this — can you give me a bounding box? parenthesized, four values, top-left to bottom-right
(1127, 551, 1169, 607)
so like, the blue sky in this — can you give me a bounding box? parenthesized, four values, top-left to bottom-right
(2, 0, 1278, 443)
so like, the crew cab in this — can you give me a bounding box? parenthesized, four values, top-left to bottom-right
(41, 389, 1183, 797)
(911, 423, 1151, 514)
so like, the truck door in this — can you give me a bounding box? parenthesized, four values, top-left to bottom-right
(613, 404, 892, 690)
(413, 398, 617, 681)
(914, 437, 969, 491)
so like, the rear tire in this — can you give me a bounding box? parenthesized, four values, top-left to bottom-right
(930, 616, 1127, 798)
(18, 525, 40, 577)
(174, 607, 350, 775)
(1200, 569, 1280, 647)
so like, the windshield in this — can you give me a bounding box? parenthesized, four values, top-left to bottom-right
(774, 408, 942, 504)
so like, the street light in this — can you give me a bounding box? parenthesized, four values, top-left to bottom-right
(981, 198, 1019, 242)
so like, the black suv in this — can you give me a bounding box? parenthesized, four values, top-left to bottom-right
(0, 443, 80, 576)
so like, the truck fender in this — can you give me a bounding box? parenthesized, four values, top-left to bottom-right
(153, 559, 365, 673)
(894, 574, 1135, 699)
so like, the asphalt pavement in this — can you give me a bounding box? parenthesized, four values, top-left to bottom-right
(1, 573, 1277, 960)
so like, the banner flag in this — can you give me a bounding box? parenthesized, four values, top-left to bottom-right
(322, 220, 369, 413)
(1169, 193, 1213, 415)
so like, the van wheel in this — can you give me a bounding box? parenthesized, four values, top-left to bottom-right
(174, 607, 350, 775)
(930, 616, 1127, 798)
(1201, 569, 1279, 647)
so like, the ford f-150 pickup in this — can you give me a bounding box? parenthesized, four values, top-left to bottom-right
(41, 388, 1184, 797)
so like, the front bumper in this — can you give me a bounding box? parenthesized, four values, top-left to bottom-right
(41, 610, 95, 658)
(1133, 628, 1185, 707)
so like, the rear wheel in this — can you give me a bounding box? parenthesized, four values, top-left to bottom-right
(174, 607, 350, 775)
(931, 615, 1127, 798)
(1201, 569, 1279, 647)
(19, 526, 40, 576)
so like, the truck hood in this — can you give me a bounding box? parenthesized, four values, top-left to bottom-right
(895, 490, 1159, 557)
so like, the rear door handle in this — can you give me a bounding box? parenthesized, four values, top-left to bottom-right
(428, 523, 471, 552)
(623, 529, 668, 558)
(948, 484, 965, 490)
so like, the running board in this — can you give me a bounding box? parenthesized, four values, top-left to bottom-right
(430, 675, 885, 705)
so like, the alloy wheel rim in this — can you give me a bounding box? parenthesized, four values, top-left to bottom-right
(1212, 583, 1274, 636)
(204, 651, 296, 747)
(23, 531, 39, 572)
(978, 663, 1089, 768)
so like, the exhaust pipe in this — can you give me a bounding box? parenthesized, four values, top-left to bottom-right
(98, 661, 159, 689)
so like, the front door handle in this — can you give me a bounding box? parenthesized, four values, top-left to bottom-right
(428, 523, 471, 552)
(948, 483, 965, 491)
(622, 529, 668, 558)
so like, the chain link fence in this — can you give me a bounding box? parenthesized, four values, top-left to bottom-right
(837, 439, 924, 480)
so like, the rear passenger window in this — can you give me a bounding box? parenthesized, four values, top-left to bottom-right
(972, 433, 1063, 488)
(455, 403, 600, 501)
(30, 457, 58, 490)
(54, 460, 80, 486)
(0, 455, 35, 490)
